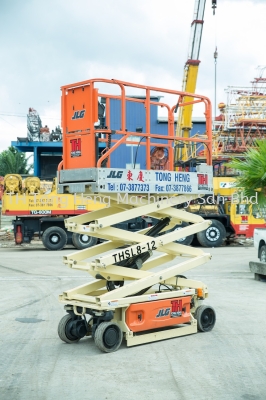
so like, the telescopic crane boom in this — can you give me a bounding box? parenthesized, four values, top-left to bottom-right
(175, 0, 216, 166)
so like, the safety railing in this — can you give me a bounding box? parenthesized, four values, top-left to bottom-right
(60, 78, 213, 172)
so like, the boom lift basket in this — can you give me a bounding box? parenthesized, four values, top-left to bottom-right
(57, 78, 216, 352)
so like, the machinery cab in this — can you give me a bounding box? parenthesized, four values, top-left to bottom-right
(228, 201, 266, 238)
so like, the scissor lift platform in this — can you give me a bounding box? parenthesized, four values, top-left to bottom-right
(57, 78, 216, 352)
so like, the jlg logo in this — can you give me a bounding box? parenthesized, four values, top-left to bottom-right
(72, 110, 85, 120)
(70, 138, 81, 157)
(156, 308, 170, 318)
(106, 171, 123, 179)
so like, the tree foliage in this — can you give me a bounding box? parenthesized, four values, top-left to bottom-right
(0, 146, 33, 176)
(227, 140, 266, 216)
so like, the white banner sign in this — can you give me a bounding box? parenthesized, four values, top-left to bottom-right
(96, 168, 213, 194)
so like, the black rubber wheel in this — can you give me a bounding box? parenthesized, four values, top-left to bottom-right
(196, 219, 226, 247)
(191, 235, 201, 247)
(42, 226, 68, 250)
(259, 245, 266, 262)
(194, 305, 216, 332)
(72, 232, 97, 250)
(173, 222, 194, 246)
(58, 314, 80, 344)
(94, 322, 123, 353)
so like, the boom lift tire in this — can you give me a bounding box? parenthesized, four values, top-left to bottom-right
(259, 245, 266, 262)
(58, 314, 80, 344)
(72, 232, 97, 250)
(196, 219, 226, 247)
(94, 321, 123, 353)
(194, 305, 216, 332)
(42, 226, 68, 251)
(173, 222, 194, 246)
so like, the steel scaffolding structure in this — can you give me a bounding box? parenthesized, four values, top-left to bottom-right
(212, 68, 266, 157)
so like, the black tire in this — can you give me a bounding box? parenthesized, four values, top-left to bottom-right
(42, 226, 67, 250)
(173, 222, 194, 246)
(196, 219, 226, 247)
(194, 305, 216, 332)
(259, 245, 266, 262)
(94, 322, 123, 353)
(72, 232, 97, 250)
(191, 235, 201, 247)
(58, 314, 80, 344)
(66, 231, 73, 245)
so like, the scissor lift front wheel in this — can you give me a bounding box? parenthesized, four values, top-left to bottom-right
(94, 321, 123, 353)
(194, 305, 216, 332)
(58, 314, 88, 344)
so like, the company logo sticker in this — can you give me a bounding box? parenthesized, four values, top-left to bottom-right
(71, 110, 86, 120)
(70, 138, 81, 157)
(106, 171, 123, 179)
(171, 299, 183, 317)
(197, 173, 208, 190)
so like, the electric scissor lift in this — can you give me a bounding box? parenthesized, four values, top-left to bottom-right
(57, 78, 216, 352)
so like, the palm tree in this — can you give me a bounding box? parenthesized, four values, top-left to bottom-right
(227, 140, 266, 218)
(0, 146, 33, 176)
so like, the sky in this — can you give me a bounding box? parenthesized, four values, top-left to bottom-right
(1, 0, 266, 153)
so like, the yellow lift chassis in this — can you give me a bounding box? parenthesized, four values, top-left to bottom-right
(57, 78, 216, 353)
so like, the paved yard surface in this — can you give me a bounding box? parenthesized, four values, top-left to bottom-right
(0, 244, 265, 400)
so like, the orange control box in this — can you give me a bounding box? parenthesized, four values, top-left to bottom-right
(125, 296, 191, 332)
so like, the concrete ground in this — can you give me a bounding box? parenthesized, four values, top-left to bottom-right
(0, 244, 265, 400)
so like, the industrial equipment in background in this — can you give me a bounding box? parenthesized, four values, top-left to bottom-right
(170, 0, 266, 244)
(193, 67, 266, 245)
(212, 66, 266, 156)
(27, 107, 62, 142)
(175, 175, 266, 247)
(1, 174, 150, 250)
(175, 0, 216, 166)
(2, 170, 263, 248)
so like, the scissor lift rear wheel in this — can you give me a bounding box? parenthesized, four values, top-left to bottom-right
(94, 322, 123, 353)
